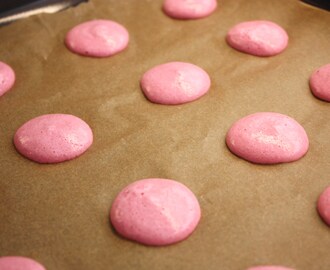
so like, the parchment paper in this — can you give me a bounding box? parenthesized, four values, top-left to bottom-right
(0, 1, 330, 269)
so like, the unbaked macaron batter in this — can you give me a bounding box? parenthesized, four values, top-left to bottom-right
(65, 19, 129, 57)
(226, 112, 309, 164)
(226, 20, 288, 57)
(110, 178, 201, 246)
(0, 256, 46, 270)
(14, 114, 93, 163)
(140, 61, 211, 105)
(0, 61, 15, 97)
(163, 0, 217, 19)
(309, 63, 330, 102)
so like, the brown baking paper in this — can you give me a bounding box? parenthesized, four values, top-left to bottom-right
(0, 0, 330, 269)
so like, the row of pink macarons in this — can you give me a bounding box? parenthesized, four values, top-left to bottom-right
(1, 1, 329, 270)
(1, 55, 330, 104)
(0, 13, 326, 165)
(1, 12, 330, 101)
(6, 112, 330, 270)
(12, 111, 309, 164)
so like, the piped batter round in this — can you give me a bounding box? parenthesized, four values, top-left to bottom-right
(0, 256, 46, 270)
(317, 185, 330, 226)
(309, 63, 330, 102)
(226, 112, 309, 164)
(14, 114, 93, 163)
(163, 0, 217, 19)
(140, 62, 211, 105)
(226, 20, 288, 56)
(0, 61, 15, 97)
(65, 19, 129, 57)
(110, 178, 201, 246)
(247, 266, 295, 270)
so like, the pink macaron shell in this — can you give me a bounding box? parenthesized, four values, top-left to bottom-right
(226, 20, 288, 57)
(140, 62, 211, 105)
(110, 178, 201, 246)
(0, 256, 46, 270)
(309, 63, 330, 102)
(0, 61, 15, 97)
(317, 185, 330, 226)
(163, 0, 217, 19)
(14, 114, 93, 164)
(247, 266, 295, 270)
(65, 19, 129, 58)
(226, 112, 309, 164)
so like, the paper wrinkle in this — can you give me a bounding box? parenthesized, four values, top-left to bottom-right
(37, 16, 57, 38)
(98, 92, 140, 119)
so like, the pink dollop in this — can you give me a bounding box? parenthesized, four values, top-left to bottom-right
(226, 20, 288, 57)
(14, 114, 93, 163)
(110, 178, 201, 246)
(65, 19, 129, 58)
(163, 0, 217, 19)
(226, 112, 309, 164)
(317, 185, 330, 226)
(0, 61, 15, 97)
(140, 62, 211, 105)
(309, 63, 330, 102)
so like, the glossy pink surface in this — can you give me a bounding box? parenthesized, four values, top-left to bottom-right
(226, 112, 309, 164)
(65, 19, 129, 57)
(310, 63, 330, 102)
(163, 0, 217, 19)
(0, 61, 15, 97)
(317, 185, 330, 226)
(14, 114, 93, 163)
(141, 62, 211, 105)
(226, 20, 288, 57)
(0, 256, 46, 270)
(110, 178, 201, 246)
